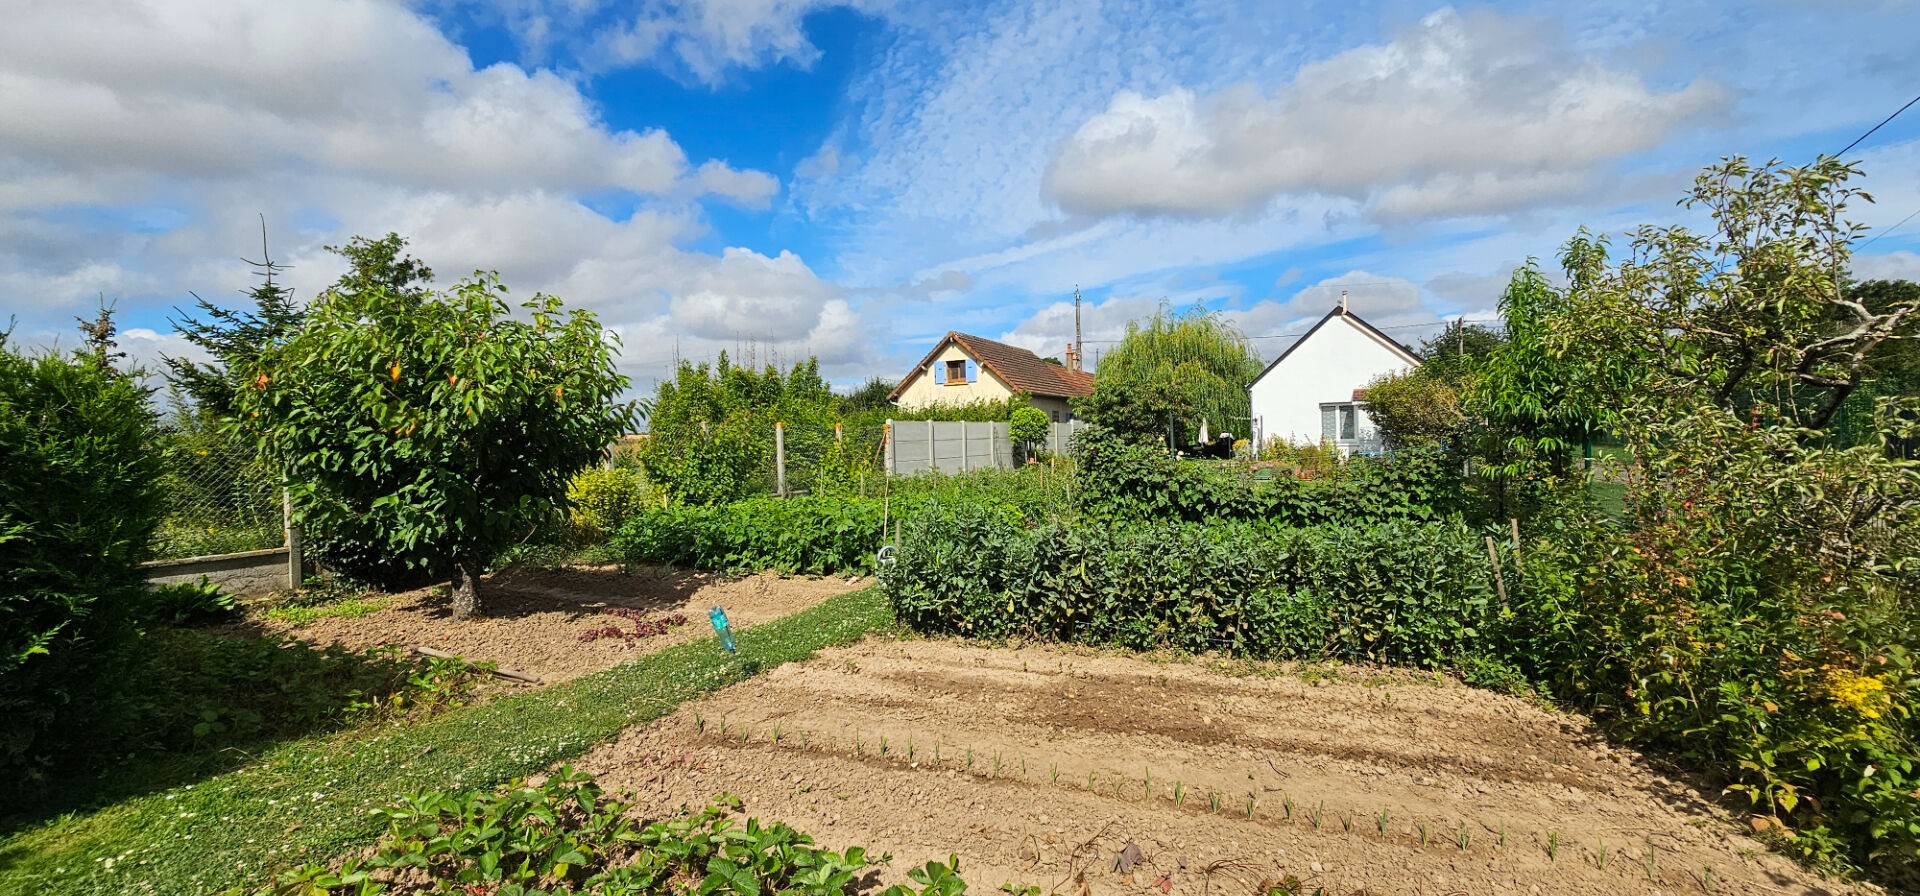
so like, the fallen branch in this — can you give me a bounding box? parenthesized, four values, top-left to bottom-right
(413, 646, 544, 685)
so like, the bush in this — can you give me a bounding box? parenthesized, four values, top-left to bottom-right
(1494, 407, 1920, 881)
(1072, 425, 1462, 526)
(614, 496, 888, 575)
(0, 343, 165, 778)
(886, 506, 1499, 668)
(567, 465, 653, 541)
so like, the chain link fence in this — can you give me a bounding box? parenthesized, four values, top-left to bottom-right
(152, 438, 284, 560)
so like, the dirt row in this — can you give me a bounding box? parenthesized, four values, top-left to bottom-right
(580, 639, 1858, 896)
(254, 565, 861, 685)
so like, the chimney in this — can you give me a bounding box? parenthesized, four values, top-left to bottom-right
(1064, 342, 1080, 372)
(1339, 290, 1349, 314)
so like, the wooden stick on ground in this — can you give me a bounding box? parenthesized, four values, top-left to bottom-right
(413, 646, 544, 685)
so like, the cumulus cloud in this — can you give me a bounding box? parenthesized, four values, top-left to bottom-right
(0, 0, 876, 387)
(0, 0, 775, 202)
(1042, 7, 1726, 221)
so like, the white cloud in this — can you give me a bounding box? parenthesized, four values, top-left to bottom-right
(1851, 251, 1920, 283)
(0, 0, 773, 203)
(0, 0, 870, 388)
(1043, 8, 1726, 221)
(564, 0, 887, 84)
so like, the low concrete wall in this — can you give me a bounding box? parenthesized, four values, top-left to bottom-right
(142, 547, 291, 595)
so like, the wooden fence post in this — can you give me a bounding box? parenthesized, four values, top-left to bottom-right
(1485, 535, 1509, 606)
(283, 488, 303, 590)
(1509, 518, 1524, 573)
(775, 421, 787, 497)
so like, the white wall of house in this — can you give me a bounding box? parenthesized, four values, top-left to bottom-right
(1249, 313, 1418, 453)
(894, 343, 1014, 410)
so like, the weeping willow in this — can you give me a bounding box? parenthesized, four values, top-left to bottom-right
(1081, 304, 1263, 446)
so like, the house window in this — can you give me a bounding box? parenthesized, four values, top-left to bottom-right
(1320, 403, 1359, 442)
(945, 359, 967, 383)
(1050, 410, 1061, 423)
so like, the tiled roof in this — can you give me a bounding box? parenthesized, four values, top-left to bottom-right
(888, 331, 1096, 401)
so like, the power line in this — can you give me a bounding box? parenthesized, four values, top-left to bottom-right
(1859, 206, 1920, 251)
(1835, 92, 1920, 158)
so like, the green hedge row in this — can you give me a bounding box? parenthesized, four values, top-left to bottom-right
(612, 496, 889, 575)
(1071, 425, 1465, 526)
(885, 504, 1502, 668)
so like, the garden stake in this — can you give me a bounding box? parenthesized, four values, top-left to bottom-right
(1485, 536, 1509, 606)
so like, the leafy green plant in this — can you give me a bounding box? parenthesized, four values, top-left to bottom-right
(887, 506, 1497, 667)
(614, 496, 887, 575)
(567, 466, 653, 542)
(147, 578, 240, 626)
(233, 250, 636, 616)
(0, 335, 166, 779)
(247, 768, 976, 896)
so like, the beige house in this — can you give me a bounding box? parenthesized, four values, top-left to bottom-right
(888, 332, 1095, 422)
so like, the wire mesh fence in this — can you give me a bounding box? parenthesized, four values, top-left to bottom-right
(152, 438, 284, 560)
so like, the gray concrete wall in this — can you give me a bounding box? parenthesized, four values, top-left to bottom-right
(885, 419, 1085, 475)
(142, 547, 292, 595)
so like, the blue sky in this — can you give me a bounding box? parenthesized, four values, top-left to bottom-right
(4, 0, 1920, 395)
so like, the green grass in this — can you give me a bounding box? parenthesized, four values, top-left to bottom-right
(0, 586, 892, 896)
(262, 596, 389, 625)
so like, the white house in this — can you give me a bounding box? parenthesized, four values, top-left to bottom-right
(1248, 303, 1421, 454)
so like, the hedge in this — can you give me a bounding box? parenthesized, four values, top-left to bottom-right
(885, 504, 1502, 668)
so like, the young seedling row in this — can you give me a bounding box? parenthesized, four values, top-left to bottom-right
(682, 716, 1716, 887)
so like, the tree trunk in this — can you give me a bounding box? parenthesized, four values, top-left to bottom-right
(450, 559, 482, 620)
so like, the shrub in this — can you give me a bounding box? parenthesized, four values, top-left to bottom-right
(1072, 425, 1461, 526)
(1498, 406, 1920, 880)
(614, 496, 888, 575)
(567, 466, 653, 541)
(0, 341, 165, 778)
(886, 506, 1498, 668)
(1010, 406, 1048, 461)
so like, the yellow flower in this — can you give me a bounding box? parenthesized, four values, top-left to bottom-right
(1823, 667, 1891, 720)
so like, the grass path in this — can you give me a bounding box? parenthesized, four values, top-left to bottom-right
(0, 586, 891, 896)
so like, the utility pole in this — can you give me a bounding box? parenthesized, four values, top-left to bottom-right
(1073, 286, 1083, 372)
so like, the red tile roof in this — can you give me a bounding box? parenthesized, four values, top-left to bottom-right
(888, 332, 1095, 401)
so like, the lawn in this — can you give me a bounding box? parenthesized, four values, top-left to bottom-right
(0, 586, 891, 896)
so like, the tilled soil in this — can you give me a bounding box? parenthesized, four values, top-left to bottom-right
(580, 639, 1861, 896)
(257, 566, 862, 686)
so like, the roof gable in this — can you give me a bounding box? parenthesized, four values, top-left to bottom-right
(1248, 307, 1422, 388)
(888, 331, 1095, 401)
